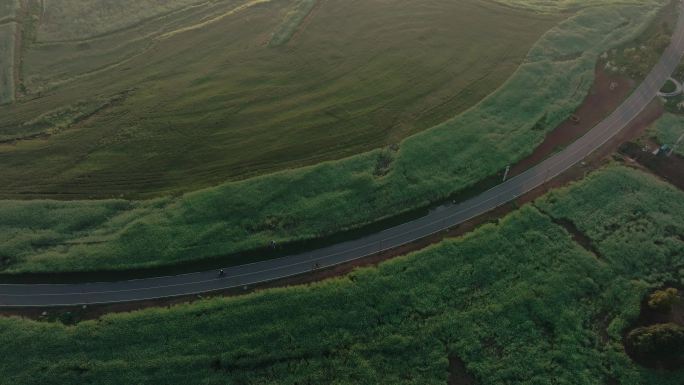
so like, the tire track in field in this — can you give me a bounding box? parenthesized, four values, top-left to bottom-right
(157, 0, 274, 41)
(24, 0, 272, 93)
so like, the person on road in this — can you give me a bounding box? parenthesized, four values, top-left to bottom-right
(218, 269, 225, 277)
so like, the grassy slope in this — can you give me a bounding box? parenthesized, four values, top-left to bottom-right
(0, 0, 556, 197)
(0, 167, 682, 384)
(0, 1, 667, 274)
(651, 113, 684, 156)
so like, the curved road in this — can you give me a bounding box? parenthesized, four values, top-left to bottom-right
(3, 5, 684, 307)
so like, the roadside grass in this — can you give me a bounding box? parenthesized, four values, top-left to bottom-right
(0, 167, 683, 384)
(0, 22, 15, 105)
(0, 1, 667, 274)
(652, 114, 684, 156)
(1, 0, 560, 197)
(268, 0, 317, 47)
(602, 0, 678, 81)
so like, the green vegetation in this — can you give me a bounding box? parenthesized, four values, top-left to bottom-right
(651, 113, 684, 156)
(536, 166, 684, 285)
(648, 288, 679, 312)
(0, 22, 15, 105)
(0, 2, 668, 273)
(269, 0, 317, 47)
(602, 0, 677, 81)
(0, 167, 683, 384)
(661, 79, 678, 94)
(1, 0, 561, 197)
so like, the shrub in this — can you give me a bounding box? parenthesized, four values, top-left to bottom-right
(627, 323, 684, 358)
(647, 288, 679, 312)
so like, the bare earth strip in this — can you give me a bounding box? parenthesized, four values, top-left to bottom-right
(0, 22, 16, 105)
(157, 0, 274, 40)
(0, 0, 18, 22)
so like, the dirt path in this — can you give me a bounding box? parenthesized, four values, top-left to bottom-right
(619, 141, 684, 191)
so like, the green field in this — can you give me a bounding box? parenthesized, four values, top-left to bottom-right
(0, 0, 559, 197)
(0, 1, 667, 274)
(0, 22, 15, 105)
(36, 0, 212, 41)
(651, 113, 684, 156)
(0, 166, 682, 384)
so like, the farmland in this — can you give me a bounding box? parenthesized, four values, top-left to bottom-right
(1, 0, 559, 197)
(0, 0, 668, 274)
(35, 0, 216, 41)
(0, 166, 682, 384)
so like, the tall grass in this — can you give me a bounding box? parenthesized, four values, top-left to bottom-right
(0, 167, 682, 384)
(536, 165, 684, 286)
(0, 1, 668, 273)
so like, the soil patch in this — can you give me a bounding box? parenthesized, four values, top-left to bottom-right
(448, 355, 477, 385)
(541, 214, 601, 259)
(510, 64, 634, 176)
(619, 142, 684, 191)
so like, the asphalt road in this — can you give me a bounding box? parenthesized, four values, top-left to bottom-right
(3, 5, 684, 307)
